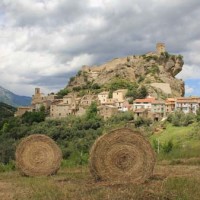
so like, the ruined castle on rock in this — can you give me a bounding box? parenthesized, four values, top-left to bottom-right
(72, 43, 184, 99)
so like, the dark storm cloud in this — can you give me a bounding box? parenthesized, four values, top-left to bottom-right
(2, 0, 90, 27)
(0, 0, 200, 95)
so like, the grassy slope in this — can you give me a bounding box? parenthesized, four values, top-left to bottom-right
(150, 123, 200, 160)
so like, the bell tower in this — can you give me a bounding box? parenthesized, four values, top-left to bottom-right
(156, 43, 166, 54)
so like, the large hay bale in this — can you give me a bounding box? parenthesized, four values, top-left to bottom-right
(89, 128, 156, 184)
(15, 134, 62, 176)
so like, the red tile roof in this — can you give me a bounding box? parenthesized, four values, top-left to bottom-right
(134, 98, 155, 103)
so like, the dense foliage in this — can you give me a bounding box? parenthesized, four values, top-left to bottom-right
(1, 99, 200, 167)
(56, 88, 70, 98)
(0, 103, 137, 165)
(0, 102, 16, 126)
(167, 111, 195, 126)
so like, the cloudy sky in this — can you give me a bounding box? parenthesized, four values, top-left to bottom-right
(0, 0, 200, 96)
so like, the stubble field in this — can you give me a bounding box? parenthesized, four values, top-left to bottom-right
(1, 161, 200, 200)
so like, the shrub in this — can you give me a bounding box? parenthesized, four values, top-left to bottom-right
(162, 140, 173, 153)
(138, 76, 144, 83)
(0, 161, 15, 172)
(85, 102, 99, 120)
(136, 86, 148, 99)
(108, 78, 137, 91)
(69, 76, 75, 83)
(22, 111, 45, 125)
(57, 88, 69, 98)
(72, 86, 82, 92)
(177, 54, 183, 60)
(134, 117, 152, 127)
(167, 111, 195, 126)
(107, 112, 134, 126)
(196, 108, 200, 122)
(77, 70, 82, 76)
(0, 138, 16, 164)
(91, 83, 101, 90)
(152, 138, 159, 152)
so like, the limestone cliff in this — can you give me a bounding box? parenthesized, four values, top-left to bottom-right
(67, 47, 184, 99)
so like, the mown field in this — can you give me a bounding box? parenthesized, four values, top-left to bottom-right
(1, 122, 200, 200)
(1, 163, 200, 200)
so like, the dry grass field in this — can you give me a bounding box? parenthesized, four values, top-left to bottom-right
(1, 161, 200, 200)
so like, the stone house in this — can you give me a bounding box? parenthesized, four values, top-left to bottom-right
(113, 89, 127, 102)
(50, 103, 72, 118)
(106, 98, 116, 106)
(15, 107, 32, 117)
(134, 108, 149, 120)
(80, 95, 98, 107)
(98, 105, 118, 120)
(113, 89, 127, 109)
(50, 94, 79, 118)
(98, 91, 109, 105)
(50, 100, 66, 118)
(63, 94, 77, 111)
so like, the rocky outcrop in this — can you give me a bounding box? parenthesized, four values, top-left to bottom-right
(67, 51, 185, 99)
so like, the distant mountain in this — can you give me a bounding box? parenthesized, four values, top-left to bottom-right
(0, 102, 16, 122)
(0, 86, 31, 107)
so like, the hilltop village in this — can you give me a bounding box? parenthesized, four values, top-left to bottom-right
(15, 87, 200, 121)
(15, 43, 199, 121)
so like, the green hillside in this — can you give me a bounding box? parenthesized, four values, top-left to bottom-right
(0, 102, 16, 122)
(150, 122, 200, 161)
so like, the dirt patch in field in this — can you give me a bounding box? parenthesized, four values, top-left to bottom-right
(0, 182, 14, 200)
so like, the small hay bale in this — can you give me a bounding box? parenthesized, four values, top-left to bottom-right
(89, 128, 156, 184)
(15, 134, 62, 176)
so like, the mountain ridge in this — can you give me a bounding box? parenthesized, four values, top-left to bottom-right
(0, 86, 31, 107)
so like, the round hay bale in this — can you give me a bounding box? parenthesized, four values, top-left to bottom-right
(15, 134, 62, 176)
(89, 128, 156, 184)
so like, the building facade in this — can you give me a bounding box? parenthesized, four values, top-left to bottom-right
(151, 100, 166, 121)
(175, 97, 200, 114)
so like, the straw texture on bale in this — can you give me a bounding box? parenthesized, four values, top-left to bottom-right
(15, 134, 62, 176)
(89, 128, 156, 184)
